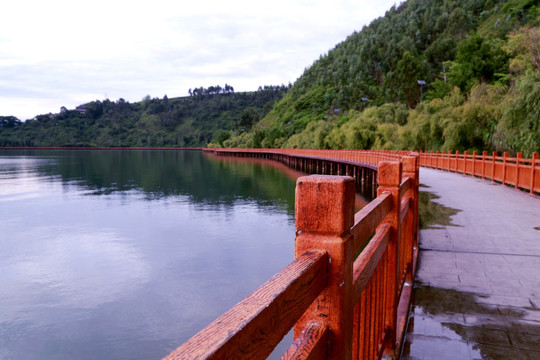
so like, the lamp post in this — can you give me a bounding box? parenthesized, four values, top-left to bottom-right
(361, 97, 368, 111)
(417, 80, 426, 103)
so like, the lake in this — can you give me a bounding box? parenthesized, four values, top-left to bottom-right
(0, 150, 301, 359)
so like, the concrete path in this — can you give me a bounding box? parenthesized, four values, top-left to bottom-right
(401, 167, 540, 360)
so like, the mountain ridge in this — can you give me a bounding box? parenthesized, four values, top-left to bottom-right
(225, 0, 539, 156)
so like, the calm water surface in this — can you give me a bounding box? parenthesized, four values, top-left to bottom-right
(0, 150, 298, 359)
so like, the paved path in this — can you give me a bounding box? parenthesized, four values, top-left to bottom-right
(401, 167, 540, 360)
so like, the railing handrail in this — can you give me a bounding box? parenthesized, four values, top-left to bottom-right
(165, 150, 419, 359)
(419, 150, 539, 195)
(164, 251, 328, 360)
(205, 148, 539, 195)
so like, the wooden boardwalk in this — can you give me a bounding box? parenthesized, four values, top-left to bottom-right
(162, 149, 539, 359)
(402, 167, 540, 359)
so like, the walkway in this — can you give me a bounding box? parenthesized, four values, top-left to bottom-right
(402, 167, 540, 359)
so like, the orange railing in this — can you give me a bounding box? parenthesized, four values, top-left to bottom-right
(419, 150, 540, 195)
(164, 151, 419, 359)
(204, 148, 406, 166)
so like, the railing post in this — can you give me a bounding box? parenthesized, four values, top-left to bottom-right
(482, 151, 487, 179)
(402, 155, 419, 274)
(444, 150, 449, 170)
(492, 151, 497, 182)
(503, 152, 509, 185)
(532, 153, 539, 194)
(472, 151, 477, 176)
(294, 175, 356, 360)
(377, 161, 402, 357)
(516, 152, 523, 190)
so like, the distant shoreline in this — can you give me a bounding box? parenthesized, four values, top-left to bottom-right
(0, 146, 204, 151)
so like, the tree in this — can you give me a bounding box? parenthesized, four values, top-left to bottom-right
(0, 116, 21, 128)
(395, 51, 424, 108)
(239, 108, 260, 128)
(216, 131, 231, 147)
(446, 7, 471, 39)
(449, 35, 509, 90)
(224, 84, 234, 93)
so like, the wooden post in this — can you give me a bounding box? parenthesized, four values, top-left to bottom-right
(294, 175, 356, 360)
(377, 161, 402, 357)
(440, 150, 445, 169)
(531, 153, 538, 194)
(516, 152, 522, 190)
(402, 155, 419, 274)
(503, 152, 509, 185)
(490, 151, 496, 182)
(482, 151, 487, 179)
(472, 151, 477, 177)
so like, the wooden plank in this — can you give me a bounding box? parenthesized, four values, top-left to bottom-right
(281, 322, 329, 360)
(350, 193, 393, 253)
(394, 279, 414, 358)
(352, 224, 391, 303)
(400, 196, 411, 223)
(163, 251, 328, 360)
(399, 177, 412, 198)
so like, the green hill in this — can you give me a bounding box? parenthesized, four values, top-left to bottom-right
(0, 85, 288, 148)
(225, 0, 539, 156)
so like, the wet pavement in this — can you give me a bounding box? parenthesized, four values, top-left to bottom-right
(401, 168, 540, 360)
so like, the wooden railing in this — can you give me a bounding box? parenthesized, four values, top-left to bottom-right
(205, 148, 406, 166)
(419, 150, 540, 195)
(164, 152, 419, 360)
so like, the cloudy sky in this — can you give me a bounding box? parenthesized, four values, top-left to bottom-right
(1, 0, 403, 120)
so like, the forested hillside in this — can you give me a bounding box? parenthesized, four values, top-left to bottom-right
(225, 0, 540, 156)
(0, 85, 288, 147)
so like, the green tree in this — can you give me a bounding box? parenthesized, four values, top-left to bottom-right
(395, 51, 424, 108)
(449, 35, 509, 90)
(498, 71, 540, 156)
(238, 108, 260, 129)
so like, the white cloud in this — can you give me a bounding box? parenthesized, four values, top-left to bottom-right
(0, 0, 403, 120)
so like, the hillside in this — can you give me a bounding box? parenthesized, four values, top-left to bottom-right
(225, 0, 540, 156)
(0, 85, 288, 147)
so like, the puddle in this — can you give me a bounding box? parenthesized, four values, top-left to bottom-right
(418, 188, 462, 229)
(401, 284, 540, 359)
(405, 184, 540, 358)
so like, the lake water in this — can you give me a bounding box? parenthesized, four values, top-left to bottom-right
(0, 150, 300, 359)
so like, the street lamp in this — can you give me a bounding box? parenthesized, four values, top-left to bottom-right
(417, 80, 426, 103)
(361, 97, 368, 110)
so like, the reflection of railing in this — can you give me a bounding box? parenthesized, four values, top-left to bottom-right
(419, 151, 540, 195)
(164, 149, 419, 359)
(205, 148, 386, 200)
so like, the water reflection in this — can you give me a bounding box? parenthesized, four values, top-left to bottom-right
(402, 285, 540, 359)
(0, 150, 298, 359)
(8, 150, 298, 213)
(418, 185, 462, 229)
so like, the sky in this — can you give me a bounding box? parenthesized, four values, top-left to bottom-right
(1, 0, 404, 120)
